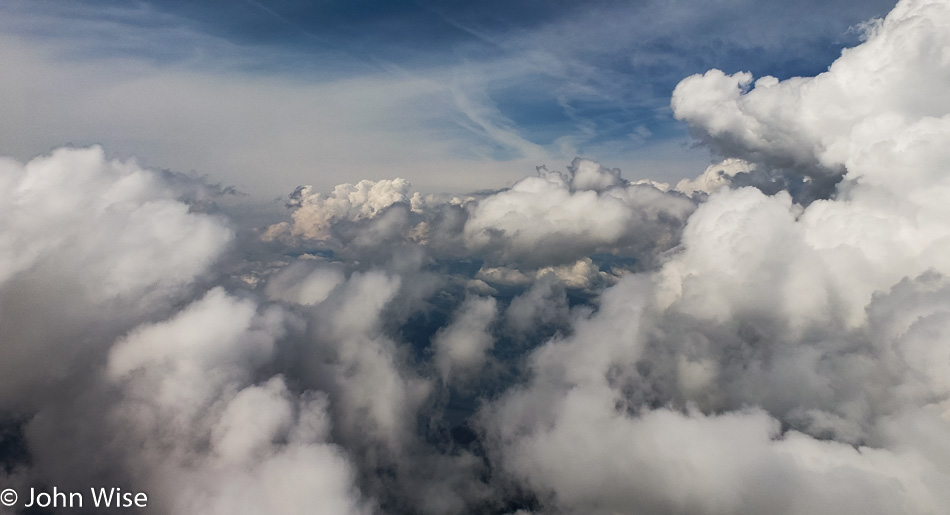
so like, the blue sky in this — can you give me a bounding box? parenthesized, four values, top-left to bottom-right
(0, 0, 894, 196)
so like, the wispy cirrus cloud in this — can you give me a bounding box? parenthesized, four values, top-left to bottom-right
(0, 0, 891, 197)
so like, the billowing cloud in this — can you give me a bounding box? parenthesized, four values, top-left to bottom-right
(0, 145, 231, 297)
(672, 0, 950, 198)
(0, 146, 232, 409)
(271, 158, 695, 272)
(673, 158, 756, 197)
(266, 179, 417, 241)
(433, 295, 499, 383)
(479, 1, 950, 513)
(462, 159, 695, 268)
(107, 288, 370, 515)
(3, 1, 950, 514)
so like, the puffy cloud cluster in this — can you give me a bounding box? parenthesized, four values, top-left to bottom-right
(667, 0, 950, 329)
(269, 158, 695, 278)
(0, 145, 231, 298)
(106, 288, 369, 515)
(0, 146, 232, 410)
(476, 257, 614, 291)
(462, 159, 694, 268)
(481, 271, 950, 514)
(479, 1, 950, 513)
(673, 158, 756, 197)
(0, 148, 370, 514)
(672, 0, 950, 198)
(4, 1, 950, 514)
(265, 179, 418, 241)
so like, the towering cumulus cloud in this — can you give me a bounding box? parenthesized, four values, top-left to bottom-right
(2, 0, 950, 514)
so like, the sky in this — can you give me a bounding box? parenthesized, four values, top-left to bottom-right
(0, 0, 893, 197)
(5, 1, 950, 514)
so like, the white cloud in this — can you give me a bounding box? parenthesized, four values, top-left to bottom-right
(0, 146, 231, 412)
(264, 259, 346, 306)
(433, 295, 499, 383)
(479, 1, 950, 512)
(265, 179, 416, 241)
(462, 159, 694, 267)
(4, 1, 950, 514)
(674, 158, 756, 197)
(107, 288, 370, 515)
(271, 158, 695, 271)
(0, 146, 231, 297)
(672, 0, 950, 180)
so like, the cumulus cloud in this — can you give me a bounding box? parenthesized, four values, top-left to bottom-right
(271, 157, 694, 274)
(263, 258, 346, 306)
(0, 146, 232, 412)
(0, 147, 374, 515)
(4, 1, 950, 514)
(106, 288, 370, 515)
(476, 257, 616, 293)
(265, 179, 417, 241)
(481, 267, 950, 514)
(672, 0, 950, 198)
(0, 145, 231, 297)
(673, 158, 756, 197)
(462, 159, 693, 268)
(477, 1, 950, 513)
(503, 274, 571, 338)
(433, 295, 499, 383)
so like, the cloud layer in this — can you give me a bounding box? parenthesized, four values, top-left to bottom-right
(2, 1, 950, 514)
